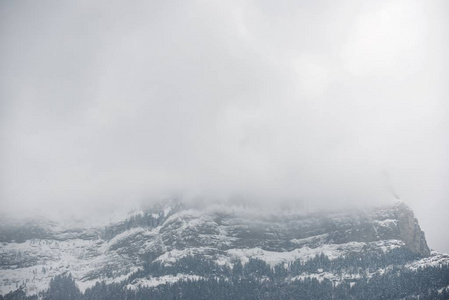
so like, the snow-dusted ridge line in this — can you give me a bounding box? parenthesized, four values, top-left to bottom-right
(126, 274, 203, 290)
(154, 239, 405, 268)
(405, 251, 449, 270)
(0, 238, 139, 295)
(0, 200, 443, 296)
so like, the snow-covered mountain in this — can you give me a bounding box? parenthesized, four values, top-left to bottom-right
(1, 200, 448, 299)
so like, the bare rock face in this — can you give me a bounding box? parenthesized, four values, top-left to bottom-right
(393, 202, 430, 256)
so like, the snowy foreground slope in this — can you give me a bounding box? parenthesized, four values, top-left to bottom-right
(1, 200, 448, 299)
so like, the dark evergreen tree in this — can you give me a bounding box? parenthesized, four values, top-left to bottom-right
(3, 251, 449, 300)
(44, 274, 81, 300)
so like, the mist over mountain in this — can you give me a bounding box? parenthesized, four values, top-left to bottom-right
(1, 199, 449, 299)
(0, 0, 448, 298)
(1, 0, 448, 252)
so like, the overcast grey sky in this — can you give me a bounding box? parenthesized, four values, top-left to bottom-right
(1, 0, 448, 251)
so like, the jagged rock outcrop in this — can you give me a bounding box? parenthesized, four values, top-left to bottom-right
(393, 202, 430, 256)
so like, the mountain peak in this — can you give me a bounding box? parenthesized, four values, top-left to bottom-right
(0, 200, 443, 298)
(391, 201, 430, 256)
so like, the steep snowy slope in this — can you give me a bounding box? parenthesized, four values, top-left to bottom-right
(0, 200, 447, 297)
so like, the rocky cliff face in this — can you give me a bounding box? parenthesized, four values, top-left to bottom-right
(0, 200, 438, 296)
(393, 202, 430, 256)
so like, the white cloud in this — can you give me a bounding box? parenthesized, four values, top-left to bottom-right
(0, 0, 448, 251)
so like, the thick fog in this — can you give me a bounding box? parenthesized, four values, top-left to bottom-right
(1, 1, 448, 251)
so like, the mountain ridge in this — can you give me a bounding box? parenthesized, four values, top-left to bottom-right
(1, 200, 447, 299)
